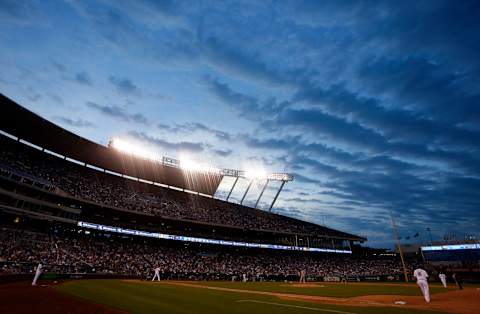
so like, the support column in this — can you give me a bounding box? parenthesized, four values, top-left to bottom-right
(254, 179, 269, 209)
(268, 180, 286, 212)
(226, 177, 239, 202)
(240, 180, 253, 205)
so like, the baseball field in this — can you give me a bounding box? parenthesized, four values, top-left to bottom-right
(1, 279, 479, 314)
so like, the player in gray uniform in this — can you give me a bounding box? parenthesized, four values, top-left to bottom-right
(299, 269, 306, 283)
(453, 272, 463, 290)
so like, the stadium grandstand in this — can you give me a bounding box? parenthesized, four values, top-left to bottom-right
(421, 240, 480, 276)
(0, 94, 437, 282)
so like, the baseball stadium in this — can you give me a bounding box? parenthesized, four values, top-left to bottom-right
(0, 94, 479, 314)
(3, 0, 480, 312)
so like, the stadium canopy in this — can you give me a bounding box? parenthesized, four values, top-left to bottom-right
(0, 94, 222, 195)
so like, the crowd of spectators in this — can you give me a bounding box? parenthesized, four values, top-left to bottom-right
(0, 226, 416, 280)
(0, 137, 353, 238)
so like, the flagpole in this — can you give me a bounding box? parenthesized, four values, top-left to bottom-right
(390, 211, 409, 282)
(426, 227, 434, 244)
(416, 231, 425, 262)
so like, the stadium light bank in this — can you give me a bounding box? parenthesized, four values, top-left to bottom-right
(109, 138, 293, 211)
(108, 138, 293, 182)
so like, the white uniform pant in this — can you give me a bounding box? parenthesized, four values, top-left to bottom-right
(152, 273, 161, 281)
(417, 280, 430, 302)
(32, 271, 41, 286)
(299, 274, 306, 283)
(440, 277, 447, 288)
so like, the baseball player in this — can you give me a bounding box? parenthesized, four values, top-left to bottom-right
(413, 268, 430, 303)
(31, 263, 43, 286)
(152, 267, 161, 281)
(299, 269, 306, 283)
(452, 272, 463, 290)
(438, 272, 447, 288)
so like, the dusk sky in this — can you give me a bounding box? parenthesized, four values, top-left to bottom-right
(1, 0, 479, 247)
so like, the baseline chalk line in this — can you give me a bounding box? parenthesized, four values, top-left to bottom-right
(235, 299, 357, 314)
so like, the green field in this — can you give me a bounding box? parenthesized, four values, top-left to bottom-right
(57, 280, 451, 314)
(187, 281, 453, 297)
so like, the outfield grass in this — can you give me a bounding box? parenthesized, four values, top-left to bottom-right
(188, 281, 453, 297)
(58, 280, 449, 314)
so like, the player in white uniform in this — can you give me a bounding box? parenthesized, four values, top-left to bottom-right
(413, 268, 430, 303)
(152, 267, 161, 281)
(438, 272, 447, 288)
(242, 273, 247, 282)
(32, 263, 43, 286)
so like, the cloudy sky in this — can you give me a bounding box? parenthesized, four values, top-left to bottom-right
(1, 0, 479, 247)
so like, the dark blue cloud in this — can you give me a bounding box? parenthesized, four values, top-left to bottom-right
(285, 1, 480, 67)
(295, 81, 480, 149)
(54, 116, 95, 128)
(51, 61, 67, 72)
(128, 131, 205, 153)
(291, 173, 321, 185)
(109, 76, 139, 94)
(2, 0, 479, 247)
(86, 101, 148, 124)
(204, 76, 262, 114)
(201, 37, 287, 86)
(0, 0, 37, 22)
(212, 148, 232, 157)
(157, 122, 232, 141)
(75, 71, 94, 87)
(206, 74, 480, 243)
(47, 93, 64, 105)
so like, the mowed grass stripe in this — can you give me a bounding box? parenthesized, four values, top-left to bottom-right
(60, 280, 226, 314)
(58, 280, 448, 314)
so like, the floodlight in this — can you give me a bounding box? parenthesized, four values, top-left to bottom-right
(179, 157, 201, 171)
(179, 156, 220, 173)
(245, 168, 268, 180)
(110, 138, 157, 160)
(268, 173, 294, 181)
(108, 139, 292, 180)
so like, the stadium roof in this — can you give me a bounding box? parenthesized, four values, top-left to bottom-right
(0, 94, 223, 195)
